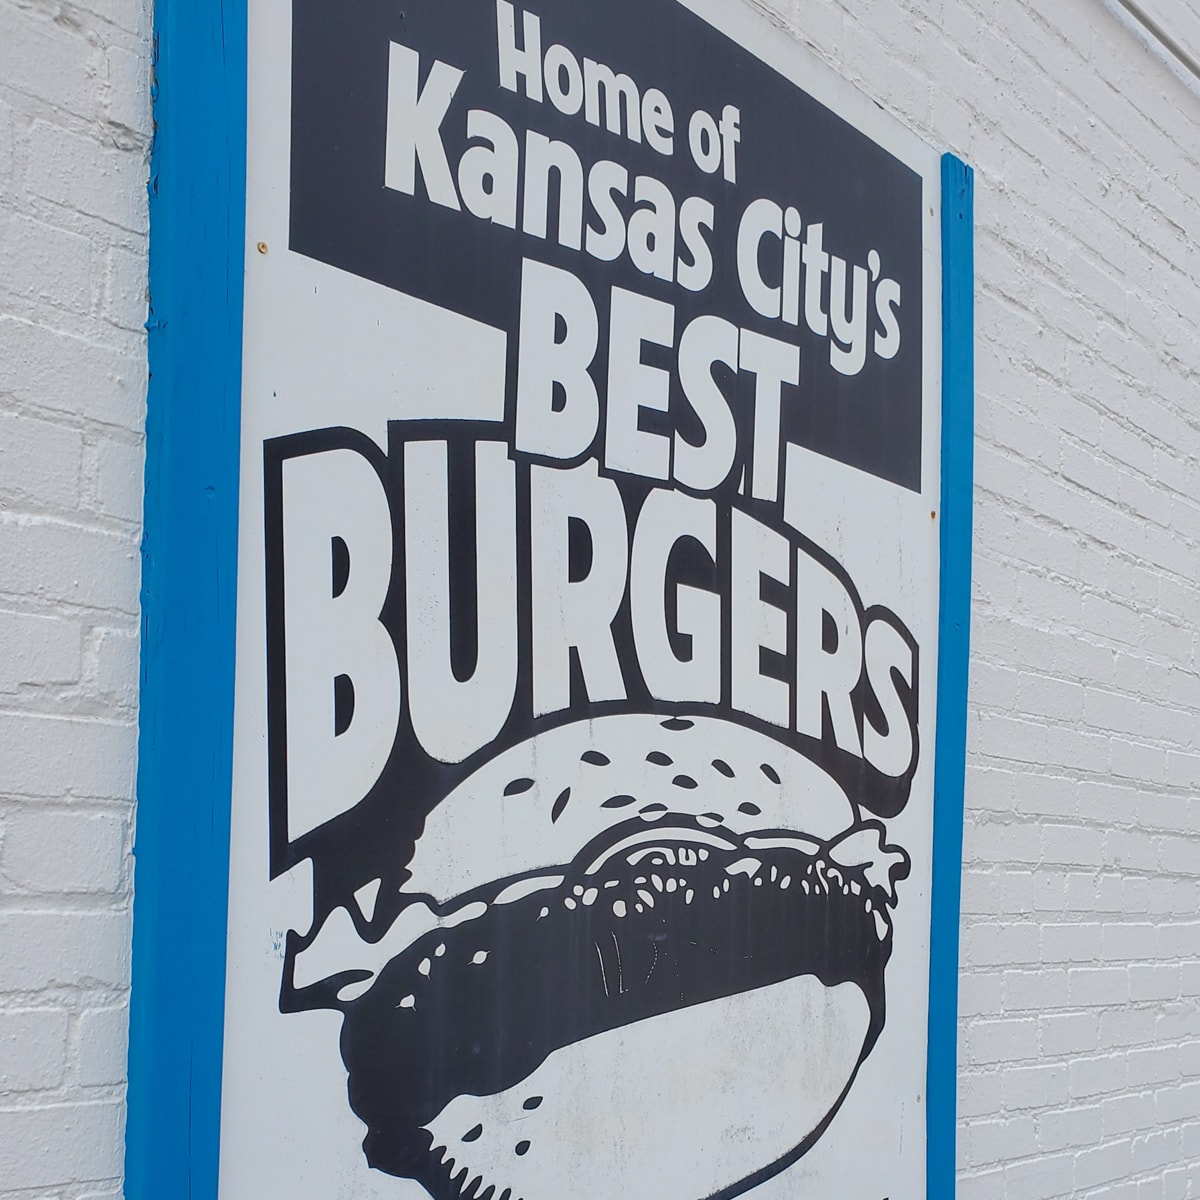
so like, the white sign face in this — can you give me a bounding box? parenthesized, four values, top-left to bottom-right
(220, 1, 943, 1197)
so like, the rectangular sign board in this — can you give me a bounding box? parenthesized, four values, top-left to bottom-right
(129, 1, 973, 1198)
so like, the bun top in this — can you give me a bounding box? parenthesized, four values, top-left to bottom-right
(405, 713, 857, 904)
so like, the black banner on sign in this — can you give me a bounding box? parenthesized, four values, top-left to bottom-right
(289, 0, 923, 490)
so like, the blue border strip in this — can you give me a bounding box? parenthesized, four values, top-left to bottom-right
(125, 1, 247, 1196)
(927, 153, 975, 1199)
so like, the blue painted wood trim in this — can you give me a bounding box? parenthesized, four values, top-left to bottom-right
(125, 1, 247, 1196)
(927, 153, 975, 1200)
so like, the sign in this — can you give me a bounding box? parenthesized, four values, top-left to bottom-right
(127, 2, 973, 1198)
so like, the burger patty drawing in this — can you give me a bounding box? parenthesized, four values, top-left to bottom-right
(295, 713, 910, 1200)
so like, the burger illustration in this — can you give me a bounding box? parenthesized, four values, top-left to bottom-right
(291, 712, 910, 1200)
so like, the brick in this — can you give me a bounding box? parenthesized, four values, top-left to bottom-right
(0, 410, 84, 510)
(0, 315, 145, 430)
(0, 514, 139, 613)
(959, 1167, 1006, 1200)
(1154, 1003, 1196, 1043)
(1127, 1045, 1183, 1089)
(0, 1101, 123, 1189)
(93, 436, 143, 524)
(958, 968, 1004, 1019)
(1078, 779, 1140, 827)
(92, 625, 139, 710)
(0, 912, 129, 992)
(1108, 739, 1166, 787)
(1002, 967, 1071, 1013)
(0, 212, 93, 312)
(1133, 1127, 1182, 1175)
(1100, 1007, 1159, 1050)
(1101, 922, 1157, 961)
(1003, 1151, 1075, 1200)
(0, 609, 83, 691)
(1082, 685, 1145, 737)
(1001, 1062, 1070, 1110)
(1161, 753, 1200, 792)
(1041, 823, 1105, 867)
(964, 1115, 1037, 1166)
(0, 1009, 69, 1091)
(1039, 1011, 1100, 1056)
(1156, 921, 1200, 960)
(68, 0, 149, 34)
(103, 243, 147, 331)
(966, 1017, 1039, 1064)
(0, 5, 102, 119)
(1068, 966, 1130, 1008)
(1038, 1103, 1103, 1153)
(1039, 921, 1103, 963)
(966, 820, 1041, 865)
(0, 97, 14, 183)
(1033, 869, 1077, 913)
(1103, 1091, 1159, 1139)
(1104, 830, 1160, 874)
(1162, 1166, 1189, 1200)
(0, 810, 127, 895)
(103, 43, 150, 136)
(0, 711, 137, 802)
(1134, 792, 1191, 835)
(25, 119, 147, 233)
(959, 1066, 1006, 1123)
(76, 1007, 128, 1088)
(1128, 964, 1181, 1003)
(1072, 1052, 1128, 1099)
(1075, 1139, 1135, 1190)
(1161, 1081, 1200, 1126)
(1159, 833, 1200, 875)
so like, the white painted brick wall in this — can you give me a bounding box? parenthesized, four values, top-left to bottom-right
(1, 0, 1197, 1196)
(0, 0, 149, 1195)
